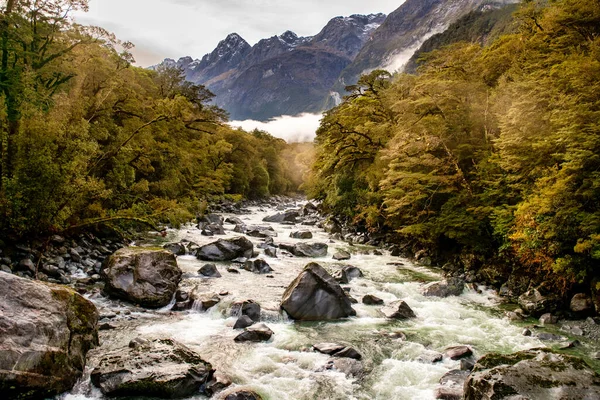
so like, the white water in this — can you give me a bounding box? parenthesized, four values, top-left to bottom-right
(63, 201, 543, 400)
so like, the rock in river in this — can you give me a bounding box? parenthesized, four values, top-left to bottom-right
(234, 323, 274, 342)
(0, 272, 99, 400)
(196, 236, 254, 261)
(101, 247, 181, 308)
(281, 263, 356, 320)
(380, 300, 416, 319)
(280, 242, 328, 258)
(91, 338, 213, 398)
(464, 349, 600, 399)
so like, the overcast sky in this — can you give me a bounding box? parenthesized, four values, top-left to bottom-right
(73, 0, 405, 67)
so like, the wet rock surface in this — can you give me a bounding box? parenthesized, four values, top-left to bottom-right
(90, 338, 213, 398)
(196, 237, 254, 261)
(380, 300, 416, 319)
(464, 349, 600, 400)
(281, 262, 356, 320)
(0, 272, 99, 400)
(101, 247, 181, 308)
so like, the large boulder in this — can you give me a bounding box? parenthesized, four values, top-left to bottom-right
(333, 265, 363, 284)
(570, 293, 594, 315)
(518, 288, 563, 317)
(464, 349, 600, 400)
(280, 242, 328, 258)
(0, 272, 99, 399)
(91, 338, 213, 398)
(281, 263, 356, 320)
(101, 247, 181, 308)
(196, 237, 254, 261)
(422, 277, 465, 298)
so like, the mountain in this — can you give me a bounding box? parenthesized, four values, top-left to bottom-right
(332, 0, 518, 98)
(155, 0, 518, 121)
(155, 13, 386, 120)
(404, 3, 518, 73)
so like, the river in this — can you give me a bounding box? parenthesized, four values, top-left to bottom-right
(62, 200, 545, 400)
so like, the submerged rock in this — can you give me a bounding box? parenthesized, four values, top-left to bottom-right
(464, 349, 600, 400)
(380, 300, 416, 319)
(91, 338, 212, 398)
(281, 263, 356, 320)
(0, 272, 99, 400)
(101, 247, 181, 308)
(196, 237, 254, 261)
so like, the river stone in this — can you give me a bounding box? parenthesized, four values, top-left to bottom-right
(225, 216, 244, 225)
(234, 315, 255, 329)
(163, 242, 186, 256)
(90, 338, 212, 398)
(333, 265, 363, 284)
(0, 272, 99, 400)
(231, 300, 261, 322)
(190, 290, 221, 311)
(198, 263, 221, 278)
(246, 226, 277, 238)
(464, 349, 600, 400)
(287, 242, 328, 258)
(196, 237, 254, 261)
(422, 277, 465, 297)
(362, 294, 384, 305)
(281, 263, 356, 320)
(517, 288, 562, 317)
(224, 390, 263, 400)
(539, 313, 558, 325)
(444, 346, 473, 360)
(380, 300, 416, 319)
(101, 247, 181, 308)
(234, 323, 274, 342)
(332, 250, 351, 261)
(290, 231, 313, 239)
(436, 369, 470, 400)
(205, 371, 232, 396)
(570, 293, 593, 315)
(264, 247, 277, 258)
(243, 259, 273, 274)
(199, 213, 224, 226)
(263, 211, 299, 223)
(313, 343, 345, 355)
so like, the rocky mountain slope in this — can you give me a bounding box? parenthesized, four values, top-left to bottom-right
(156, 0, 519, 121)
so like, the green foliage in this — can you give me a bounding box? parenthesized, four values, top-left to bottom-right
(308, 0, 600, 293)
(0, 1, 310, 239)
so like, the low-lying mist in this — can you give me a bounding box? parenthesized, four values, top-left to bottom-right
(229, 113, 323, 143)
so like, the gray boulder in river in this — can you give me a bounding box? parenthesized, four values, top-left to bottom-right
(196, 236, 254, 261)
(281, 262, 356, 320)
(0, 272, 99, 399)
(464, 349, 600, 399)
(91, 338, 213, 398)
(279, 242, 328, 257)
(102, 247, 181, 308)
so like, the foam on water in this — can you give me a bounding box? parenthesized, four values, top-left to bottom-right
(69, 202, 547, 399)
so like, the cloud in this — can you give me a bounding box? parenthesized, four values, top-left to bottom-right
(73, 0, 406, 67)
(229, 113, 323, 143)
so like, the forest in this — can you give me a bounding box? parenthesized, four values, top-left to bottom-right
(0, 0, 312, 240)
(307, 0, 600, 296)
